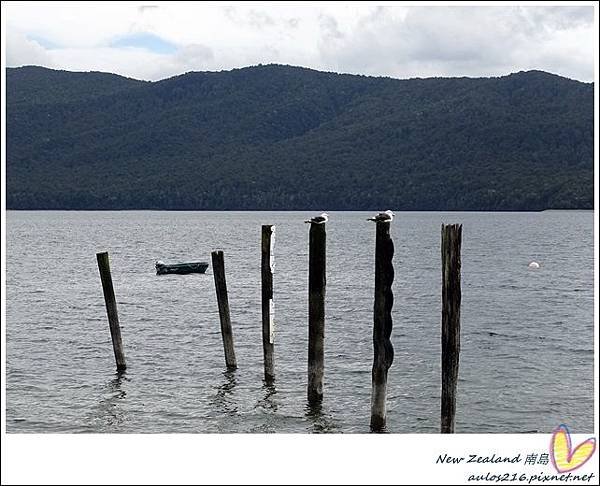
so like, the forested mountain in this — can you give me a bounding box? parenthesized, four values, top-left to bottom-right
(6, 65, 593, 210)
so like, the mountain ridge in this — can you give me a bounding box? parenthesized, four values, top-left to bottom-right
(8, 63, 592, 84)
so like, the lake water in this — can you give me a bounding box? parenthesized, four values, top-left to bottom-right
(5, 211, 595, 433)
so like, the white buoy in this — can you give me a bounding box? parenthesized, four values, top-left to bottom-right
(528, 261, 540, 269)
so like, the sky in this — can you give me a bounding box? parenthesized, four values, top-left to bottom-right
(3, 3, 596, 82)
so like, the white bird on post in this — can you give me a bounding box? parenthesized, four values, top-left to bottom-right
(367, 210, 395, 222)
(305, 212, 329, 224)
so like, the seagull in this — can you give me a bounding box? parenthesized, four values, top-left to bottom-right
(367, 210, 395, 222)
(305, 212, 329, 224)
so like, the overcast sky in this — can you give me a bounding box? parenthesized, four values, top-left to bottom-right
(3, 3, 596, 82)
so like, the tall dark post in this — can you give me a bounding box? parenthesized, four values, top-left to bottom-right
(261, 225, 275, 382)
(307, 222, 326, 404)
(370, 221, 394, 431)
(96, 252, 127, 371)
(211, 250, 237, 370)
(441, 223, 462, 433)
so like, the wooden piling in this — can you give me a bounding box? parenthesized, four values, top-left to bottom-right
(370, 221, 395, 431)
(261, 225, 275, 382)
(307, 222, 326, 404)
(96, 252, 127, 371)
(441, 223, 462, 433)
(211, 250, 237, 370)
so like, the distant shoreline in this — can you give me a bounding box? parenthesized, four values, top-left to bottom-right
(4, 208, 594, 212)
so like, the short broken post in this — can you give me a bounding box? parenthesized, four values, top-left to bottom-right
(211, 250, 237, 370)
(96, 252, 127, 372)
(307, 222, 326, 405)
(441, 223, 462, 433)
(370, 221, 395, 431)
(261, 225, 275, 383)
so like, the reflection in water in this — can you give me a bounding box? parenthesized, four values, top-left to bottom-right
(305, 401, 337, 433)
(211, 370, 238, 416)
(256, 380, 278, 413)
(249, 381, 279, 433)
(95, 371, 128, 430)
(370, 421, 389, 434)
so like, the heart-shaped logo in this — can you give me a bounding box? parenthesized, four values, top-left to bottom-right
(550, 424, 596, 473)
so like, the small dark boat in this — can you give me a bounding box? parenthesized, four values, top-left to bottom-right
(155, 260, 209, 275)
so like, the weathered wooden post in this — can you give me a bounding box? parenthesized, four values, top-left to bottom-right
(96, 252, 127, 371)
(261, 225, 275, 382)
(370, 221, 394, 431)
(307, 222, 326, 404)
(211, 250, 237, 370)
(441, 223, 462, 433)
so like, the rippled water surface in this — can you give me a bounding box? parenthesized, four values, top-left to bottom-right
(5, 211, 594, 433)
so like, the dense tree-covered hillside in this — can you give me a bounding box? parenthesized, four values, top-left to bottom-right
(6, 65, 593, 210)
(6, 65, 146, 108)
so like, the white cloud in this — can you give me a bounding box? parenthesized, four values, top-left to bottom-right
(6, 30, 54, 68)
(3, 4, 595, 82)
(317, 6, 595, 80)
